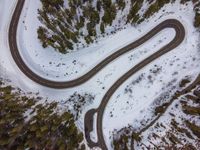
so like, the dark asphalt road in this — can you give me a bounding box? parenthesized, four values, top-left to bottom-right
(9, 1, 195, 150)
(85, 19, 186, 150)
(9, 0, 185, 89)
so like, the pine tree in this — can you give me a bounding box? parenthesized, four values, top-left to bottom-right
(100, 22, 105, 33)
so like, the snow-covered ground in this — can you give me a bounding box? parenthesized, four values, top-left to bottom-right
(137, 85, 200, 149)
(0, 0, 200, 149)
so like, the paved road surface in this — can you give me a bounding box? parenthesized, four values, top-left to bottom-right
(9, 0, 184, 89)
(9, 1, 198, 150)
(84, 19, 186, 150)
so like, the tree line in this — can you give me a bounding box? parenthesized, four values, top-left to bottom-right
(37, 0, 200, 54)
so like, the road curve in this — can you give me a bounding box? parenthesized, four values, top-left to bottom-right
(84, 20, 186, 149)
(9, 0, 184, 89)
(9, 1, 188, 150)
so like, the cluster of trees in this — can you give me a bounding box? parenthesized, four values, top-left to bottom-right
(112, 83, 200, 149)
(112, 126, 140, 150)
(143, 0, 170, 18)
(181, 87, 200, 138)
(194, 12, 200, 28)
(127, 0, 173, 25)
(37, 0, 124, 53)
(127, 0, 144, 24)
(37, 0, 200, 54)
(167, 84, 200, 147)
(37, 0, 77, 53)
(66, 92, 94, 120)
(37, 0, 179, 53)
(143, 0, 200, 29)
(194, 1, 200, 28)
(40, 0, 64, 7)
(0, 82, 85, 150)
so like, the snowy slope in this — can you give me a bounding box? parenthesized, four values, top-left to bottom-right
(0, 0, 200, 149)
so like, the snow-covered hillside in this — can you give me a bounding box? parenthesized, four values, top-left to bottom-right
(0, 0, 200, 149)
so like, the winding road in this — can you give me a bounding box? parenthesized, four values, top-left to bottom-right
(9, 0, 197, 150)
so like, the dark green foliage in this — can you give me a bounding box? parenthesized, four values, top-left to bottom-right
(194, 12, 200, 28)
(38, 0, 117, 53)
(179, 78, 190, 87)
(100, 22, 105, 33)
(113, 82, 200, 149)
(154, 102, 169, 115)
(102, 4, 117, 25)
(116, 0, 126, 10)
(171, 119, 193, 139)
(113, 131, 130, 150)
(87, 23, 96, 37)
(181, 85, 200, 139)
(41, 0, 64, 8)
(37, 0, 200, 54)
(185, 121, 200, 138)
(144, 1, 159, 18)
(102, 0, 112, 8)
(96, 0, 102, 11)
(127, 0, 143, 24)
(84, 35, 93, 44)
(0, 83, 84, 149)
(112, 126, 141, 150)
(180, 0, 191, 4)
(144, 0, 170, 18)
(182, 105, 200, 116)
(76, 16, 85, 30)
(37, 27, 48, 47)
(66, 93, 94, 120)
